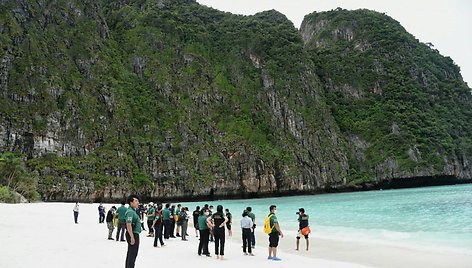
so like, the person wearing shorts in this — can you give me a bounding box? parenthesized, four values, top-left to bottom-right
(267, 205, 283, 261)
(296, 208, 310, 251)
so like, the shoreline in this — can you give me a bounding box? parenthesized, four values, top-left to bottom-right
(40, 179, 472, 203)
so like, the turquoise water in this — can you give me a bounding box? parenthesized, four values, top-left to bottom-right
(181, 184, 472, 254)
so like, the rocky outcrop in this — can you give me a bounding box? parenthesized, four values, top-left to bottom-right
(0, 2, 470, 202)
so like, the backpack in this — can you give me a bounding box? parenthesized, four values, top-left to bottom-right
(263, 214, 274, 234)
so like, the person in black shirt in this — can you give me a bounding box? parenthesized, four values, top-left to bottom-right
(296, 208, 310, 251)
(210, 205, 228, 259)
(193, 206, 200, 237)
(152, 204, 165, 247)
(106, 206, 117, 240)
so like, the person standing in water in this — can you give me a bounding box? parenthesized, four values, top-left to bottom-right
(240, 210, 254, 256)
(73, 202, 79, 224)
(125, 195, 142, 268)
(225, 208, 233, 237)
(197, 208, 212, 257)
(211, 205, 228, 260)
(296, 208, 310, 251)
(267, 205, 283, 261)
(106, 206, 117, 240)
(116, 200, 127, 242)
(247, 207, 256, 248)
(193, 206, 200, 237)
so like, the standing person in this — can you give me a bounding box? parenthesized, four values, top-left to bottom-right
(125, 195, 142, 268)
(175, 204, 182, 237)
(146, 202, 155, 237)
(73, 202, 79, 224)
(170, 204, 176, 238)
(267, 205, 283, 261)
(179, 207, 189, 241)
(137, 203, 146, 231)
(162, 203, 172, 239)
(296, 208, 310, 251)
(247, 207, 256, 248)
(211, 205, 228, 260)
(98, 203, 105, 223)
(241, 210, 254, 256)
(116, 200, 127, 242)
(209, 205, 214, 242)
(106, 206, 117, 240)
(197, 208, 212, 257)
(193, 206, 200, 237)
(152, 204, 165, 248)
(225, 208, 233, 237)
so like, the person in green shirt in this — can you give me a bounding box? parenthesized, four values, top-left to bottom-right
(125, 194, 141, 268)
(146, 202, 155, 237)
(162, 203, 172, 239)
(116, 200, 128, 241)
(197, 208, 213, 257)
(267, 205, 283, 261)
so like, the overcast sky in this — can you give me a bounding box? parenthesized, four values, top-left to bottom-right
(197, 0, 472, 87)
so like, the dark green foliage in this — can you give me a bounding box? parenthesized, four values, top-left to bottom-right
(304, 9, 472, 182)
(0, 2, 470, 200)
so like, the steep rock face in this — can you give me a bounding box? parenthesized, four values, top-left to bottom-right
(1, 3, 471, 202)
(301, 9, 472, 184)
(1, 1, 349, 201)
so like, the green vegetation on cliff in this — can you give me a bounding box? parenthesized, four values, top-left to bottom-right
(302, 9, 472, 183)
(0, 1, 470, 201)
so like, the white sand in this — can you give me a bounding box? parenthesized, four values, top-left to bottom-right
(0, 203, 470, 268)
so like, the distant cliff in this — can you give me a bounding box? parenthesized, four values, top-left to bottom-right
(0, 1, 470, 202)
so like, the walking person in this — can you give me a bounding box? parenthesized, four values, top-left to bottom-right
(98, 202, 105, 223)
(146, 202, 155, 237)
(197, 208, 212, 257)
(193, 206, 200, 237)
(179, 207, 189, 241)
(73, 202, 79, 224)
(116, 200, 128, 242)
(125, 194, 142, 268)
(106, 206, 117, 240)
(241, 210, 254, 256)
(152, 204, 165, 247)
(296, 208, 310, 251)
(225, 208, 233, 237)
(247, 207, 256, 248)
(162, 203, 172, 239)
(211, 205, 228, 260)
(266, 205, 283, 261)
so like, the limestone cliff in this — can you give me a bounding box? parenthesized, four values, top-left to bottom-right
(0, 2, 470, 202)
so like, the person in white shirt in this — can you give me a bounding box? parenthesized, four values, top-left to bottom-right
(73, 202, 79, 224)
(240, 210, 254, 256)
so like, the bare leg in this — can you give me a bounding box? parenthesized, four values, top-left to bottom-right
(296, 238, 300, 250)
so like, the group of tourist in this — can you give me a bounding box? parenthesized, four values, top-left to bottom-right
(72, 195, 310, 268)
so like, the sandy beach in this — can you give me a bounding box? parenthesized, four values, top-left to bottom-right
(0, 203, 470, 268)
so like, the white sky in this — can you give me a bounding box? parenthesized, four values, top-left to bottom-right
(197, 0, 472, 87)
